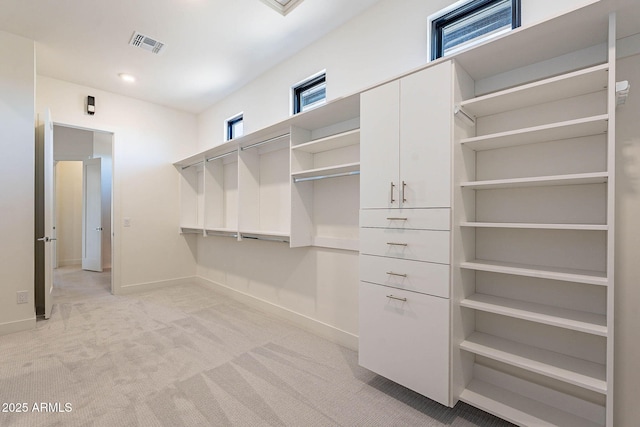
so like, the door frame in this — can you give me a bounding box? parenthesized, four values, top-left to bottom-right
(52, 122, 115, 295)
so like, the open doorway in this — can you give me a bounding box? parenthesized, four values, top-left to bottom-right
(52, 125, 113, 297)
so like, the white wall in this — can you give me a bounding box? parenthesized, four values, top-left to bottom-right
(55, 161, 83, 266)
(197, 0, 595, 152)
(614, 52, 640, 426)
(0, 31, 35, 334)
(53, 125, 93, 160)
(37, 76, 198, 294)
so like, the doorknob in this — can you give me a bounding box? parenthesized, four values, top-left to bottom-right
(95, 227, 103, 231)
(37, 237, 57, 242)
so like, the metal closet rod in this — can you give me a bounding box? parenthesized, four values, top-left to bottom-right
(241, 234, 290, 243)
(206, 150, 237, 162)
(454, 105, 476, 125)
(293, 170, 360, 183)
(181, 160, 204, 170)
(241, 133, 290, 151)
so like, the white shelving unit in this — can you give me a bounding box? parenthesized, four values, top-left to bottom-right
(175, 93, 360, 247)
(178, 161, 205, 234)
(290, 120, 360, 251)
(451, 9, 616, 425)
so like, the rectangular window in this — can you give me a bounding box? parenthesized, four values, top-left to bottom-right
(429, 0, 521, 60)
(226, 113, 244, 141)
(292, 72, 326, 115)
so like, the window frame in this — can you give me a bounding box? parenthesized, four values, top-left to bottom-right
(429, 0, 521, 61)
(225, 113, 244, 141)
(291, 71, 326, 115)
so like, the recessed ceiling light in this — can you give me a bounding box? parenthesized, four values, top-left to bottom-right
(260, 0, 304, 16)
(119, 73, 136, 83)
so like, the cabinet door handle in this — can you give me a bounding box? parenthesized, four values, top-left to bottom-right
(386, 217, 408, 221)
(387, 295, 407, 302)
(402, 181, 407, 203)
(390, 182, 396, 204)
(386, 272, 407, 277)
(386, 242, 408, 246)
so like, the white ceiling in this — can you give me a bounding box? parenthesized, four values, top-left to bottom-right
(0, 0, 382, 113)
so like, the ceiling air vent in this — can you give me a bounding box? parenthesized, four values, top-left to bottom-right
(129, 31, 165, 54)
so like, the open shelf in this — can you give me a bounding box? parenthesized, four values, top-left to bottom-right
(460, 63, 608, 117)
(460, 260, 607, 286)
(461, 172, 608, 190)
(460, 332, 606, 393)
(461, 114, 608, 151)
(292, 162, 360, 181)
(460, 376, 603, 427)
(461, 293, 607, 336)
(291, 129, 360, 153)
(460, 222, 607, 231)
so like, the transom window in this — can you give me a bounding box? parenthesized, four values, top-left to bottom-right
(292, 72, 326, 115)
(429, 0, 521, 60)
(226, 113, 244, 141)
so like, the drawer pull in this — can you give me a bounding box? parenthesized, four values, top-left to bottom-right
(387, 295, 407, 302)
(386, 242, 408, 246)
(386, 217, 408, 221)
(386, 271, 407, 278)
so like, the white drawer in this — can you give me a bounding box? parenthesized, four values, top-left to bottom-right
(360, 227, 450, 264)
(360, 255, 449, 298)
(359, 281, 450, 406)
(360, 208, 450, 230)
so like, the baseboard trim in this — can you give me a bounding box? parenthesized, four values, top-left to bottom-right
(117, 276, 196, 295)
(195, 276, 358, 351)
(0, 317, 36, 336)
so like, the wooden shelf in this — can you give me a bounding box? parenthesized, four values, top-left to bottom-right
(460, 259, 607, 286)
(291, 129, 360, 153)
(460, 63, 608, 117)
(292, 162, 360, 180)
(460, 172, 608, 190)
(461, 293, 607, 336)
(460, 222, 607, 231)
(461, 115, 608, 151)
(460, 332, 606, 394)
(460, 377, 603, 427)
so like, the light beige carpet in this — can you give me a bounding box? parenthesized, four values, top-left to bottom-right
(0, 266, 514, 426)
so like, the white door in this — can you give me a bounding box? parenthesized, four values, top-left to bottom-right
(82, 158, 103, 272)
(360, 80, 400, 209)
(37, 110, 54, 319)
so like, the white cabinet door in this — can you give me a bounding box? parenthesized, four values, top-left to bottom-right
(359, 281, 450, 406)
(400, 62, 452, 208)
(360, 81, 400, 209)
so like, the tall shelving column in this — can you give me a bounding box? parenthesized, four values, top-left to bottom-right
(451, 13, 616, 427)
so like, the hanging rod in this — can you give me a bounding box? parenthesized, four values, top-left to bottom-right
(181, 160, 204, 170)
(454, 105, 476, 125)
(206, 150, 237, 162)
(241, 234, 290, 243)
(293, 170, 360, 183)
(206, 230, 238, 238)
(241, 133, 290, 151)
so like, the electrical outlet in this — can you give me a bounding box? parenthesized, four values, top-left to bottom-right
(17, 291, 29, 304)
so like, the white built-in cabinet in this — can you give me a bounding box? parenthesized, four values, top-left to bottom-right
(176, 94, 360, 249)
(176, 4, 618, 426)
(451, 10, 617, 427)
(358, 61, 453, 407)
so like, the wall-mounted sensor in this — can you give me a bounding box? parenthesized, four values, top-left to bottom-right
(87, 96, 95, 115)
